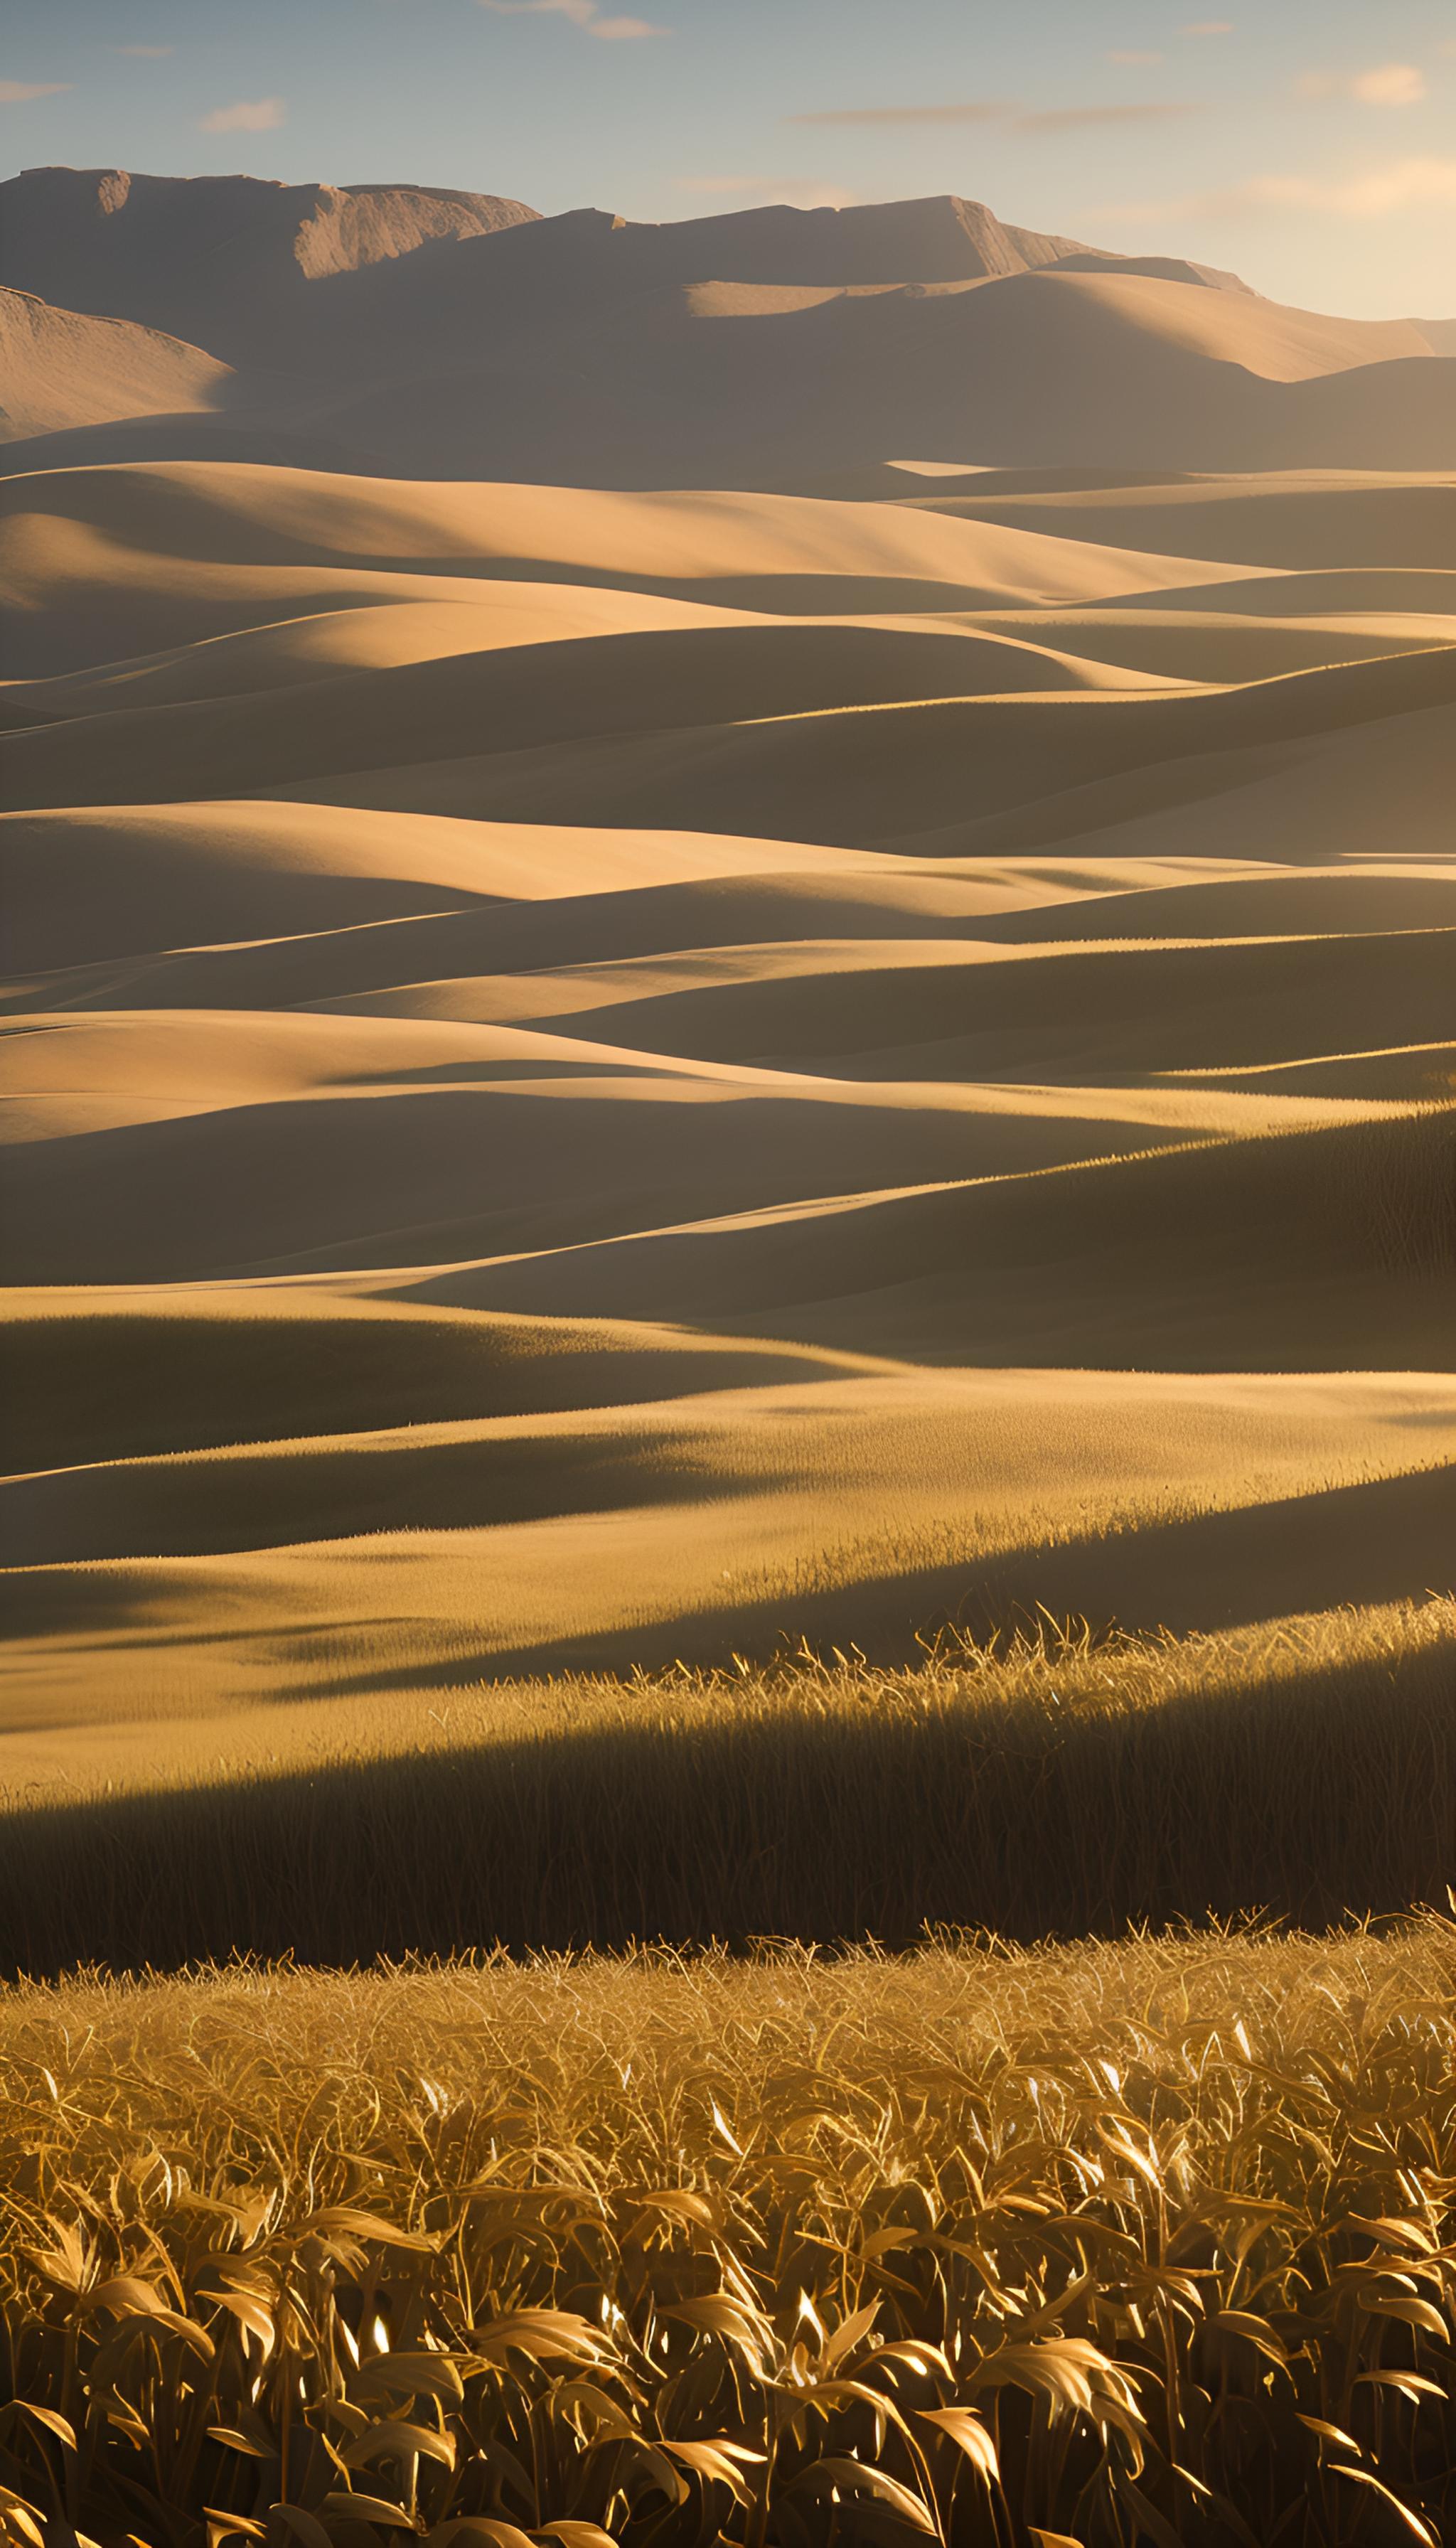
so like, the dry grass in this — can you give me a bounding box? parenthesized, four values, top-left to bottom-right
(0, 1600, 1451, 1977)
(1, 1922, 1455, 2545)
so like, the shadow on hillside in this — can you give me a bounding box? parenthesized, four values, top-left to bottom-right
(1, 1613, 1450, 1976)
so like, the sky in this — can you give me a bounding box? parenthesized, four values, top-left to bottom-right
(3, 0, 1454, 317)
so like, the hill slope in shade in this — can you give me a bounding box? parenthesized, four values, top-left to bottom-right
(299, 268, 1447, 483)
(0, 290, 240, 444)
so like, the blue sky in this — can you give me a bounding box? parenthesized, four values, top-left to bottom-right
(4, 0, 1453, 316)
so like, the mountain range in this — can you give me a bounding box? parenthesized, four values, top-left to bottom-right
(2, 165, 1451, 484)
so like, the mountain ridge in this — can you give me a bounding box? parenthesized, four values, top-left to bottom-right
(0, 168, 1449, 486)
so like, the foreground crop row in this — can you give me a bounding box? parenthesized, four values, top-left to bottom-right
(1, 1923, 1454, 2544)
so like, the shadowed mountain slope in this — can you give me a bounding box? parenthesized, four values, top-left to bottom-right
(0, 177, 1083, 370)
(1, 173, 1446, 481)
(0, 166, 540, 367)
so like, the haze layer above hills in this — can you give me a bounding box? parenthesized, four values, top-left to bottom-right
(0, 172, 1452, 1765)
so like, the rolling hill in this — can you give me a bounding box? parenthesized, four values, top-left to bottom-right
(1, 442, 1451, 1725)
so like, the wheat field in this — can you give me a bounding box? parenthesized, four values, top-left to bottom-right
(2, 1921, 1455, 2547)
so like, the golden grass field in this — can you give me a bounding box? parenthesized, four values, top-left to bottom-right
(2, 1921, 1455, 2547)
(1, 176, 1455, 2546)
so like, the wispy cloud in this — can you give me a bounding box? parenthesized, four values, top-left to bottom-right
(1298, 63, 1428, 106)
(1350, 62, 1426, 103)
(1017, 102, 1196, 133)
(786, 100, 1009, 127)
(114, 44, 174, 57)
(1100, 155, 1456, 223)
(199, 96, 286, 132)
(1248, 159, 1456, 213)
(0, 80, 71, 103)
(786, 97, 1195, 134)
(478, 0, 666, 36)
